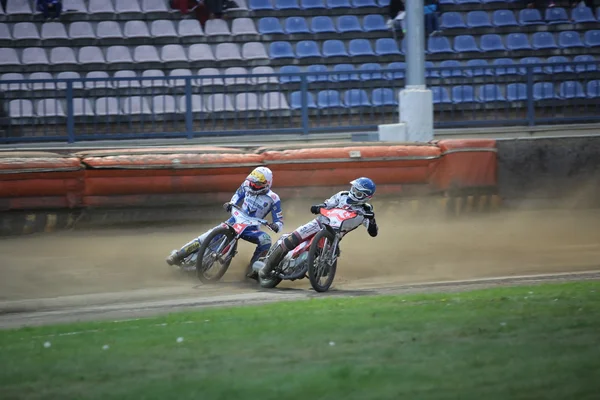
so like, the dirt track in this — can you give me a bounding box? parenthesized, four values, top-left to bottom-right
(1, 206, 600, 329)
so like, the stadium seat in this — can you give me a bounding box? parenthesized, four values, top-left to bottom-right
(285, 17, 310, 34)
(167, 68, 192, 88)
(344, 89, 371, 107)
(196, 68, 224, 86)
(572, 6, 596, 23)
(28, 72, 56, 91)
(189, 44, 216, 63)
(71, 98, 94, 117)
(113, 70, 140, 89)
(78, 46, 106, 69)
(533, 82, 556, 100)
(13, 22, 40, 44)
(205, 94, 235, 112)
(56, 71, 83, 90)
(140, 70, 166, 88)
(312, 16, 336, 33)
(151, 20, 178, 42)
(84, 71, 111, 90)
(8, 99, 34, 119)
(124, 20, 151, 41)
(88, 0, 115, 19)
(215, 43, 242, 62)
(242, 42, 268, 61)
(349, 39, 375, 57)
(363, 15, 388, 32)
(519, 9, 544, 25)
(141, 0, 169, 18)
(372, 88, 397, 106)
(41, 22, 68, 45)
(440, 60, 463, 78)
(439, 0, 455, 4)
(161, 44, 187, 66)
(493, 10, 518, 27)
(478, 84, 505, 102)
(95, 97, 121, 117)
(0, 48, 20, 71)
(301, 0, 326, 9)
(466, 11, 492, 28)
(96, 21, 123, 42)
(317, 90, 342, 108)
(261, 92, 290, 111)
(545, 7, 569, 24)
(441, 12, 466, 29)
(586, 80, 600, 98)
(249, 0, 275, 10)
(206, 19, 231, 37)
(337, 16, 363, 33)
(559, 81, 585, 99)
(290, 91, 317, 110)
(452, 85, 475, 103)
(332, 64, 359, 82)
(358, 63, 383, 80)
(279, 65, 302, 83)
(425, 61, 439, 78)
(543, 56, 573, 74)
(269, 41, 295, 59)
(323, 40, 349, 57)
(559, 31, 585, 48)
(428, 36, 454, 54)
(178, 20, 204, 42)
(259, 18, 284, 35)
(466, 59, 492, 77)
(480, 34, 506, 52)
(506, 33, 532, 50)
(352, 0, 378, 7)
(507, 83, 527, 101)
(275, 0, 301, 9)
(385, 62, 405, 79)
(574, 55, 597, 72)
(454, 35, 480, 53)
(69, 22, 96, 43)
(520, 57, 543, 74)
(50, 47, 77, 69)
(375, 38, 402, 56)
(584, 30, 600, 47)
(234, 93, 260, 112)
(36, 99, 66, 118)
(306, 65, 329, 82)
(431, 86, 451, 104)
(493, 58, 518, 76)
(0, 73, 25, 92)
(296, 40, 321, 58)
(456, 0, 480, 4)
(232, 18, 258, 36)
(178, 95, 204, 114)
(62, 0, 88, 17)
(328, 0, 352, 8)
(115, 0, 143, 19)
(532, 32, 558, 50)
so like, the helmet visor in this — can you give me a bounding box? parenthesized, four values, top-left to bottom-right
(248, 180, 267, 192)
(350, 185, 370, 200)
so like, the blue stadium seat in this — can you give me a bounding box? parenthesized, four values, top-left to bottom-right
(506, 33, 532, 51)
(363, 15, 388, 32)
(481, 0, 505, 3)
(545, 7, 569, 25)
(385, 62, 405, 79)
(456, 0, 480, 4)
(269, 41, 294, 59)
(372, 88, 398, 106)
(306, 65, 328, 82)
(275, 0, 300, 9)
(466, 11, 492, 28)
(478, 84, 505, 102)
(428, 36, 454, 54)
(585, 30, 600, 47)
(290, 91, 317, 109)
(520, 57, 543, 74)
(559, 31, 585, 48)
(587, 80, 600, 98)
(375, 38, 402, 56)
(507, 83, 527, 101)
(597, 7, 600, 21)
(452, 85, 475, 103)
(431, 86, 452, 104)
(349, 39, 375, 56)
(533, 82, 555, 100)
(519, 9, 544, 25)
(317, 90, 342, 108)
(532, 32, 558, 50)
(439, 0, 455, 4)
(454, 35, 480, 53)
(558, 81, 585, 99)
(574, 55, 597, 73)
(344, 89, 371, 107)
(250, 0, 274, 10)
(426, 61, 439, 78)
(359, 63, 383, 80)
(571, 6, 596, 23)
(285, 17, 310, 34)
(312, 16, 336, 33)
(327, 0, 352, 8)
(440, 12, 466, 29)
(378, 0, 390, 6)
(323, 40, 349, 58)
(279, 65, 302, 83)
(481, 34, 506, 52)
(544, 56, 573, 74)
(337, 16, 363, 33)
(440, 60, 463, 78)
(492, 10, 518, 27)
(259, 18, 284, 35)
(332, 64, 359, 82)
(301, 0, 326, 9)
(493, 58, 518, 76)
(466, 59, 493, 77)
(297, 41, 321, 58)
(352, 0, 378, 8)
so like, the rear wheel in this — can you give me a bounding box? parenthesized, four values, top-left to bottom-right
(196, 227, 237, 283)
(307, 229, 338, 293)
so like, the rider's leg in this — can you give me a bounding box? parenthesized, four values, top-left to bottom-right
(166, 226, 216, 266)
(239, 229, 272, 279)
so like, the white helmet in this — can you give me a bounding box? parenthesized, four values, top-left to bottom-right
(246, 166, 273, 195)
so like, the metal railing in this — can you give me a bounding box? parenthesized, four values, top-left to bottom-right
(1, 60, 599, 143)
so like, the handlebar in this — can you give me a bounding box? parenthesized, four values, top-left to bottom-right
(228, 203, 276, 231)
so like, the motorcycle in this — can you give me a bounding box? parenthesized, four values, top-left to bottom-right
(252, 206, 370, 293)
(175, 204, 276, 283)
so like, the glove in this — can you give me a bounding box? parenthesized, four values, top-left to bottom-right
(367, 217, 378, 237)
(310, 205, 322, 214)
(268, 222, 280, 233)
(223, 202, 232, 212)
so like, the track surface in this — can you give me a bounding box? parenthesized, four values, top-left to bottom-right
(1, 207, 600, 329)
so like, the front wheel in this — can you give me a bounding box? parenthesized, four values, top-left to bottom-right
(196, 227, 237, 283)
(307, 229, 338, 293)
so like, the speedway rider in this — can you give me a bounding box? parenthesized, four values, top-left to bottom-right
(166, 166, 284, 279)
(259, 177, 378, 280)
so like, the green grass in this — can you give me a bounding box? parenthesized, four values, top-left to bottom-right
(1, 282, 600, 400)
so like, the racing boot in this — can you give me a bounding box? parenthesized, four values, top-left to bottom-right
(166, 238, 201, 267)
(166, 250, 183, 266)
(258, 233, 301, 280)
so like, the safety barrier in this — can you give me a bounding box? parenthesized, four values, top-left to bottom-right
(0, 139, 498, 235)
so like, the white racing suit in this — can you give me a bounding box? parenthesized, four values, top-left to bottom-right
(260, 191, 378, 276)
(170, 181, 284, 266)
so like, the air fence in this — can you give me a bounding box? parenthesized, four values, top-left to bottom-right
(1, 60, 599, 143)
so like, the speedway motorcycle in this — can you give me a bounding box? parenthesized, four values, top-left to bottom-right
(252, 206, 371, 293)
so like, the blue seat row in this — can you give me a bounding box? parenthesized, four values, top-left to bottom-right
(258, 15, 387, 35)
(249, 0, 386, 11)
(289, 88, 398, 109)
(269, 39, 400, 59)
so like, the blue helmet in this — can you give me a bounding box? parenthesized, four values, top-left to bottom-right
(348, 177, 376, 205)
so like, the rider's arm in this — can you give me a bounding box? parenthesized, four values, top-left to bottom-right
(229, 183, 246, 206)
(269, 194, 285, 231)
(362, 203, 378, 237)
(322, 192, 344, 209)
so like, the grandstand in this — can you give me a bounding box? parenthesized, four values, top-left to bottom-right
(0, 0, 599, 141)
